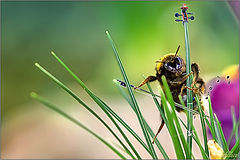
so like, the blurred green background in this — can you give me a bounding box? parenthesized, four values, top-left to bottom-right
(1, 1, 239, 158)
(1, 1, 238, 123)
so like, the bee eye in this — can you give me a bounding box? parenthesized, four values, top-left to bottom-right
(176, 57, 183, 70)
(164, 63, 177, 72)
(176, 64, 181, 70)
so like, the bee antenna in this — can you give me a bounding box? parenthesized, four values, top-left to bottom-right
(175, 45, 180, 56)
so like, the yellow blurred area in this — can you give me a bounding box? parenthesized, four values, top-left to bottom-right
(222, 64, 239, 80)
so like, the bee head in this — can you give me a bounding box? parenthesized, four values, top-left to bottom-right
(164, 55, 184, 74)
(155, 45, 186, 75)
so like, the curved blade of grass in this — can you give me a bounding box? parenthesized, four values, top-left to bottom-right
(159, 85, 185, 159)
(50, 54, 142, 159)
(190, 121, 209, 159)
(234, 117, 239, 143)
(30, 92, 126, 159)
(224, 140, 240, 159)
(228, 107, 240, 146)
(34, 63, 136, 159)
(178, 95, 209, 159)
(184, 21, 193, 157)
(214, 114, 229, 152)
(144, 121, 169, 159)
(161, 76, 190, 158)
(205, 118, 214, 139)
(178, 117, 209, 159)
(114, 80, 169, 159)
(145, 82, 172, 159)
(213, 115, 224, 149)
(178, 95, 185, 109)
(106, 31, 157, 159)
(116, 79, 204, 116)
(49, 53, 143, 159)
(208, 95, 216, 141)
(195, 95, 210, 156)
(111, 141, 129, 155)
(113, 79, 151, 153)
(145, 81, 169, 130)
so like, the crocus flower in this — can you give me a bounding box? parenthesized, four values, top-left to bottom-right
(208, 64, 239, 148)
(208, 139, 224, 159)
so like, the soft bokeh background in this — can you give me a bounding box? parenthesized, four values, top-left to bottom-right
(1, 1, 239, 159)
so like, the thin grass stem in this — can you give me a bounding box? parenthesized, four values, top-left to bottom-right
(214, 114, 229, 152)
(49, 53, 141, 159)
(30, 92, 127, 159)
(159, 81, 185, 159)
(106, 31, 158, 159)
(178, 117, 209, 159)
(208, 95, 217, 141)
(34, 62, 136, 159)
(145, 81, 169, 130)
(114, 80, 169, 159)
(161, 76, 190, 158)
(195, 95, 210, 156)
(184, 21, 193, 157)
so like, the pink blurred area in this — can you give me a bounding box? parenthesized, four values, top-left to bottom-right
(208, 64, 239, 148)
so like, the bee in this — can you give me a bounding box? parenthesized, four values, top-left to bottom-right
(135, 45, 205, 143)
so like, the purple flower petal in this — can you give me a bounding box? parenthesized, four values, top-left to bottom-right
(209, 73, 239, 148)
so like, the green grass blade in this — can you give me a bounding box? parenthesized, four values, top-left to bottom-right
(95, 96, 141, 159)
(213, 115, 224, 150)
(144, 123, 169, 159)
(231, 107, 239, 143)
(106, 31, 157, 159)
(30, 92, 127, 159)
(228, 110, 237, 145)
(178, 95, 209, 159)
(50, 52, 141, 159)
(184, 22, 193, 157)
(144, 82, 172, 159)
(113, 80, 149, 150)
(161, 76, 190, 158)
(208, 95, 217, 141)
(205, 118, 215, 139)
(34, 63, 136, 159)
(195, 95, 210, 156)
(145, 81, 169, 130)
(191, 127, 209, 160)
(224, 140, 240, 159)
(179, 117, 209, 159)
(114, 80, 169, 159)
(178, 95, 185, 109)
(228, 108, 240, 148)
(159, 85, 185, 159)
(214, 114, 229, 152)
(234, 119, 239, 143)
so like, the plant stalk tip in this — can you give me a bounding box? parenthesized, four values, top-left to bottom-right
(30, 92, 37, 98)
(113, 79, 117, 83)
(106, 30, 109, 34)
(51, 51, 55, 55)
(34, 62, 39, 66)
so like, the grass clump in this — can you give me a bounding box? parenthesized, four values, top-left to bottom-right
(31, 31, 240, 159)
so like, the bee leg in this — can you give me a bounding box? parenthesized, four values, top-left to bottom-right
(180, 84, 186, 96)
(191, 63, 200, 87)
(181, 71, 193, 83)
(196, 77, 206, 94)
(135, 76, 157, 88)
(184, 86, 199, 94)
(171, 71, 193, 85)
(152, 118, 165, 144)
